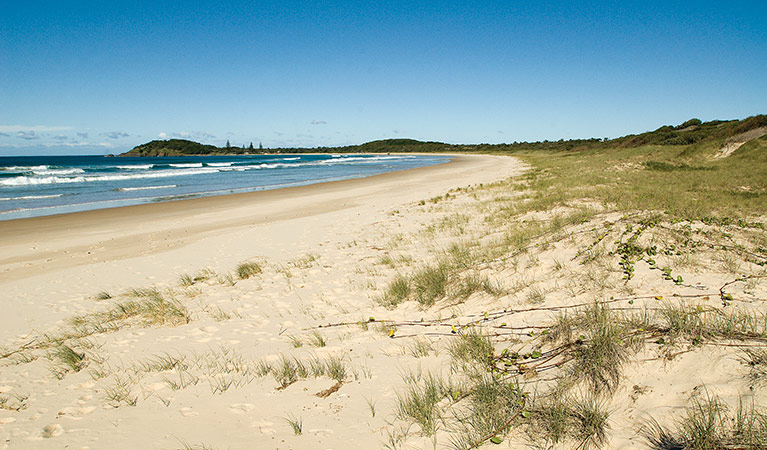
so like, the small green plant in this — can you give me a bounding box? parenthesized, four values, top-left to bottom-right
(395, 372, 450, 436)
(642, 393, 767, 449)
(235, 261, 262, 279)
(408, 336, 437, 358)
(94, 290, 112, 300)
(285, 414, 303, 435)
(104, 377, 138, 407)
(308, 330, 326, 348)
(50, 344, 87, 378)
(379, 274, 411, 307)
(288, 335, 303, 348)
(412, 262, 450, 307)
(365, 396, 377, 417)
(179, 273, 195, 287)
(0, 392, 29, 411)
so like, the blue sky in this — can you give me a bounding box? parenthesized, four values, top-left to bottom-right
(1, 1, 765, 155)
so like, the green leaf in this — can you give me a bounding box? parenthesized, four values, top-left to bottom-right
(521, 410, 531, 418)
(490, 436, 503, 444)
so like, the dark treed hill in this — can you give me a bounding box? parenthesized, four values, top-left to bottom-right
(120, 139, 246, 156)
(119, 115, 766, 156)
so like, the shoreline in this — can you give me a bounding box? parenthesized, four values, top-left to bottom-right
(0, 153, 523, 339)
(0, 153, 454, 233)
(0, 152, 449, 223)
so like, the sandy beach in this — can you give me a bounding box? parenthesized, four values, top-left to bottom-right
(2, 149, 766, 449)
(0, 154, 524, 448)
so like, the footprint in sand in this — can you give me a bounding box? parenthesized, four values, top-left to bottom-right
(143, 383, 167, 393)
(179, 407, 198, 417)
(0, 417, 16, 424)
(57, 406, 97, 419)
(42, 423, 64, 438)
(254, 420, 276, 435)
(308, 428, 334, 437)
(229, 403, 255, 414)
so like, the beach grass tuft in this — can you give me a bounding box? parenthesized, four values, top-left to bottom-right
(285, 414, 303, 435)
(235, 261, 262, 279)
(642, 393, 767, 450)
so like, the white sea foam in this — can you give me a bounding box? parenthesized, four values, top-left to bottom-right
(0, 194, 63, 201)
(169, 163, 203, 168)
(282, 157, 300, 161)
(206, 162, 235, 167)
(0, 165, 50, 172)
(117, 185, 178, 192)
(320, 155, 412, 164)
(0, 168, 218, 186)
(32, 168, 85, 176)
(117, 164, 154, 170)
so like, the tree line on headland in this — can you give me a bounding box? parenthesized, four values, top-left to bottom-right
(119, 115, 767, 157)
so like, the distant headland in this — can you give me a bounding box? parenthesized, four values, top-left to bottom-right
(119, 115, 767, 157)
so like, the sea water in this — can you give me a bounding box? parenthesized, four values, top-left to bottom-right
(0, 153, 451, 220)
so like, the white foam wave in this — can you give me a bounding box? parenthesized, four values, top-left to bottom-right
(169, 163, 203, 168)
(117, 164, 154, 170)
(0, 168, 218, 186)
(33, 168, 85, 176)
(117, 185, 178, 192)
(320, 155, 412, 164)
(206, 162, 234, 167)
(0, 165, 50, 172)
(282, 157, 300, 161)
(0, 194, 63, 201)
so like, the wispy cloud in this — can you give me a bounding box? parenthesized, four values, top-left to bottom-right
(0, 125, 72, 133)
(54, 134, 69, 141)
(0, 132, 9, 137)
(103, 131, 129, 139)
(77, 132, 89, 139)
(156, 131, 215, 141)
(17, 131, 40, 140)
(172, 131, 216, 140)
(311, 120, 327, 125)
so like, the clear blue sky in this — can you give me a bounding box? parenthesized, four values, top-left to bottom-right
(1, 1, 765, 155)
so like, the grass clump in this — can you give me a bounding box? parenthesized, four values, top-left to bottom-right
(308, 330, 326, 348)
(395, 372, 452, 436)
(235, 261, 262, 279)
(378, 274, 411, 307)
(0, 393, 29, 411)
(742, 348, 767, 386)
(94, 290, 112, 300)
(448, 329, 495, 373)
(450, 375, 526, 449)
(285, 414, 303, 435)
(50, 344, 87, 378)
(104, 376, 138, 407)
(530, 394, 610, 450)
(412, 261, 451, 307)
(642, 393, 767, 450)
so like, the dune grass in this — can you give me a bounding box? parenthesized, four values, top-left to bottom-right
(642, 393, 767, 450)
(235, 261, 262, 279)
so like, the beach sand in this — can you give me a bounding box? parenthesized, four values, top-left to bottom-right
(0, 154, 523, 449)
(2, 152, 765, 449)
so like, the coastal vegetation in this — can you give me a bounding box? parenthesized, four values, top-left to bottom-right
(120, 114, 767, 157)
(3, 114, 766, 448)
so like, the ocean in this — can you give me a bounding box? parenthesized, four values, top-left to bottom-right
(0, 153, 451, 220)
